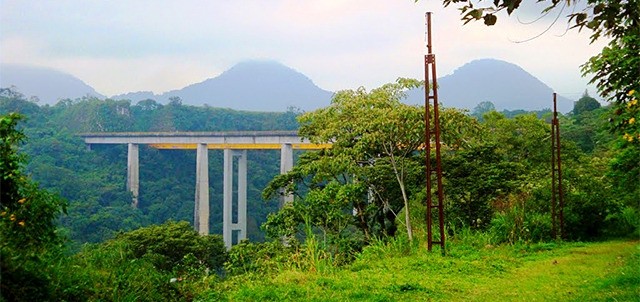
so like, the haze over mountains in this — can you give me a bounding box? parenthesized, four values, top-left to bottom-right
(1, 59, 575, 112)
(0, 64, 105, 102)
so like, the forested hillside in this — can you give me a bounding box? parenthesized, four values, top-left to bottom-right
(1, 84, 638, 301)
(0, 89, 300, 247)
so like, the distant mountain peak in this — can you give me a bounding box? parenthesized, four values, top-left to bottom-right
(225, 60, 293, 72)
(213, 60, 317, 87)
(449, 58, 527, 74)
(406, 58, 573, 112)
(0, 64, 104, 104)
(158, 60, 333, 111)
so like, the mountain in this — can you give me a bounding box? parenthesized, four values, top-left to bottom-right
(2, 59, 574, 112)
(0, 64, 104, 104)
(113, 60, 335, 112)
(406, 58, 573, 112)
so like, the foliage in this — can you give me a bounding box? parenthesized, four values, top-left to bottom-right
(217, 240, 640, 301)
(0, 112, 68, 301)
(562, 106, 611, 153)
(573, 90, 601, 115)
(0, 93, 297, 247)
(50, 240, 182, 301)
(45, 221, 228, 301)
(113, 220, 227, 272)
(610, 89, 640, 143)
(266, 79, 481, 246)
(443, 143, 522, 230)
(297, 79, 427, 240)
(2, 73, 639, 299)
(225, 240, 293, 276)
(583, 42, 639, 136)
(471, 101, 495, 121)
(489, 195, 552, 244)
(608, 139, 640, 212)
(437, 0, 638, 42)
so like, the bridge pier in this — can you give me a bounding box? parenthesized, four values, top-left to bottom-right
(223, 149, 247, 249)
(194, 143, 210, 235)
(280, 143, 294, 205)
(82, 131, 329, 249)
(127, 143, 139, 208)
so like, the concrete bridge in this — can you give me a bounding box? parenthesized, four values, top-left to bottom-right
(81, 131, 330, 248)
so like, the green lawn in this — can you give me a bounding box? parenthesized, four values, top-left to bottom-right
(210, 240, 640, 301)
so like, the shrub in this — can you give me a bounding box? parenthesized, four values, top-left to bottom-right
(114, 220, 227, 272)
(604, 206, 640, 238)
(490, 205, 552, 244)
(225, 240, 292, 276)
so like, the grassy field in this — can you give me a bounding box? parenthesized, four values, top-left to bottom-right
(209, 239, 640, 301)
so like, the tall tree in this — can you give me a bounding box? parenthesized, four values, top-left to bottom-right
(472, 101, 496, 121)
(1, 113, 67, 301)
(573, 90, 601, 115)
(265, 79, 480, 242)
(298, 79, 426, 240)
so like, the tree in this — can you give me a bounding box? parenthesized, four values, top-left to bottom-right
(300, 79, 435, 241)
(264, 79, 480, 243)
(1, 113, 67, 301)
(443, 143, 521, 229)
(472, 101, 496, 121)
(264, 79, 426, 242)
(573, 90, 601, 115)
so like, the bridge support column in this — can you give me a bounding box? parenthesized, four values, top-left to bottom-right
(127, 143, 139, 208)
(223, 149, 247, 249)
(280, 143, 294, 205)
(194, 143, 210, 235)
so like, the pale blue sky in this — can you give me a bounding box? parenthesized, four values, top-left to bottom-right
(1, 0, 606, 100)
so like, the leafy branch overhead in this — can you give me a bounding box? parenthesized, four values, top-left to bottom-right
(437, 0, 638, 40)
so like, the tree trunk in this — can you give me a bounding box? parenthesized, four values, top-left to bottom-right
(389, 152, 413, 241)
(400, 181, 413, 241)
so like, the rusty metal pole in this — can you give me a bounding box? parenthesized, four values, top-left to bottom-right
(550, 94, 557, 239)
(424, 15, 433, 251)
(554, 93, 565, 239)
(431, 49, 445, 253)
(425, 12, 445, 253)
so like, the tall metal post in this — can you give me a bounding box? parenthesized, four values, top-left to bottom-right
(551, 104, 557, 238)
(425, 12, 446, 253)
(551, 93, 565, 239)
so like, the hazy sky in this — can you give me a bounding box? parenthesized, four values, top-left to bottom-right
(1, 0, 606, 100)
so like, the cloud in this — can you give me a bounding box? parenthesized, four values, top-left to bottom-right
(0, 0, 607, 98)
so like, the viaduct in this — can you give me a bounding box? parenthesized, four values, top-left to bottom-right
(81, 131, 330, 249)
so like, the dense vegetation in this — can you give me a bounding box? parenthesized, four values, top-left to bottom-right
(1, 81, 638, 300)
(0, 90, 301, 247)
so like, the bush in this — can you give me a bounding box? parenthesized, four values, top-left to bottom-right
(114, 220, 227, 272)
(48, 221, 228, 301)
(604, 206, 640, 238)
(52, 240, 181, 301)
(490, 205, 552, 244)
(225, 240, 292, 276)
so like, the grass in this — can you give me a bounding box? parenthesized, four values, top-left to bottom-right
(206, 239, 640, 301)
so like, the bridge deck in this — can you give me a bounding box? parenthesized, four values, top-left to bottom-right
(80, 131, 330, 150)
